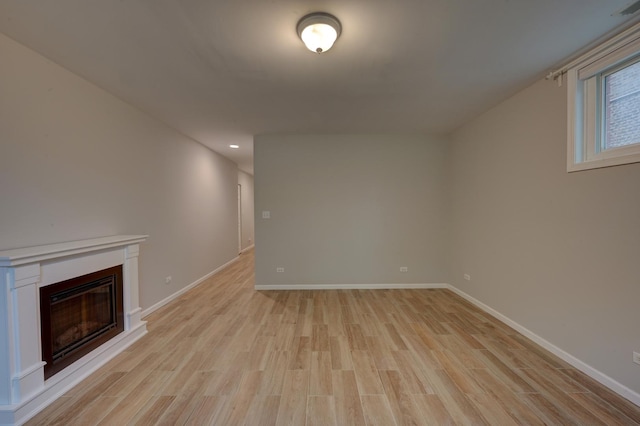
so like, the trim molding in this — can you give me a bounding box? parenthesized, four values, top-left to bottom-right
(446, 285, 640, 407)
(149, 267, 638, 407)
(255, 283, 448, 290)
(140, 255, 240, 318)
(253, 280, 639, 406)
(240, 244, 255, 254)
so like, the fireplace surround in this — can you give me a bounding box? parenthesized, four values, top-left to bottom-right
(0, 235, 147, 425)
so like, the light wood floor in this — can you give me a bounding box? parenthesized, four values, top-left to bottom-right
(28, 249, 640, 425)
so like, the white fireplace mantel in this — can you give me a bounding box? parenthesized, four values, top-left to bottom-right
(0, 235, 148, 425)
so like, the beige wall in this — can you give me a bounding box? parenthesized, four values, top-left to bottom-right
(450, 78, 640, 394)
(0, 33, 240, 310)
(254, 134, 450, 287)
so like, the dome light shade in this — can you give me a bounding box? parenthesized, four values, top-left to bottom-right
(297, 12, 341, 53)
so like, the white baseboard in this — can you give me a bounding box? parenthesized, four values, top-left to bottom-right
(446, 285, 640, 407)
(255, 283, 448, 290)
(240, 244, 255, 254)
(254, 280, 639, 406)
(141, 255, 240, 318)
(140, 270, 639, 408)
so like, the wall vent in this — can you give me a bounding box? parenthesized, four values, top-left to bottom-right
(616, 0, 640, 16)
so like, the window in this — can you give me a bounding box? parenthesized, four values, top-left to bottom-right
(566, 24, 640, 171)
(604, 59, 640, 149)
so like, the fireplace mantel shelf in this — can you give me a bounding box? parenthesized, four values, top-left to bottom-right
(0, 235, 148, 267)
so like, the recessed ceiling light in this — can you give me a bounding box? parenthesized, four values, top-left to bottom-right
(229, 144, 239, 149)
(297, 12, 341, 53)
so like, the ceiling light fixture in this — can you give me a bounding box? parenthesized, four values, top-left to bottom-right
(297, 12, 341, 54)
(229, 144, 239, 149)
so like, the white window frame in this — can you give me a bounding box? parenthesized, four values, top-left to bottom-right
(567, 24, 640, 172)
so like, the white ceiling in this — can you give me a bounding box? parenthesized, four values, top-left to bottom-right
(0, 1, 637, 174)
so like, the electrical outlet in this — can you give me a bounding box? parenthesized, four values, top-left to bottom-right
(276, 267, 284, 273)
(165, 276, 172, 285)
(464, 274, 471, 281)
(400, 266, 408, 273)
(633, 351, 640, 365)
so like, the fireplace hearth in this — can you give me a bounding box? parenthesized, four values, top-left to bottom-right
(40, 265, 124, 379)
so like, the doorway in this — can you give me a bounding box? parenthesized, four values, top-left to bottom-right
(237, 184, 242, 254)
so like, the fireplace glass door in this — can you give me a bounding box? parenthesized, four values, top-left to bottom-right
(40, 265, 124, 379)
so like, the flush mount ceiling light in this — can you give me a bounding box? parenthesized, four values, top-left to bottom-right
(229, 144, 239, 149)
(297, 12, 341, 53)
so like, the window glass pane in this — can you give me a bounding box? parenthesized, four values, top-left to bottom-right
(604, 59, 640, 149)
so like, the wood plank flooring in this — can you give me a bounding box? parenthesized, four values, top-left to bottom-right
(27, 249, 640, 425)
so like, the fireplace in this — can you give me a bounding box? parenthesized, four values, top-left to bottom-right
(40, 266, 124, 379)
(0, 235, 148, 425)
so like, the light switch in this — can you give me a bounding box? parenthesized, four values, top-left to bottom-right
(262, 211, 271, 219)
